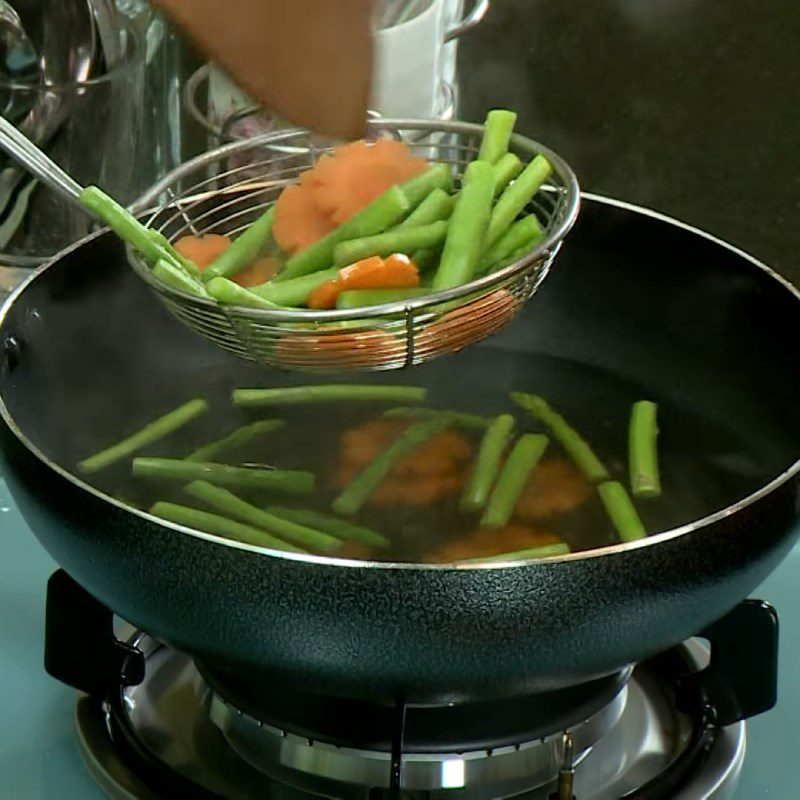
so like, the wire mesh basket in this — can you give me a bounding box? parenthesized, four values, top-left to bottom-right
(131, 119, 580, 372)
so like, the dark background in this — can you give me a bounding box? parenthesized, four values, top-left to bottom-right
(459, 0, 800, 285)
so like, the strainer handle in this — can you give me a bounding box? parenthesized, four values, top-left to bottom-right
(445, 0, 490, 42)
(0, 115, 84, 205)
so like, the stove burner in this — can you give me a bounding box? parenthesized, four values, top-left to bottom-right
(74, 633, 744, 800)
(43, 574, 778, 800)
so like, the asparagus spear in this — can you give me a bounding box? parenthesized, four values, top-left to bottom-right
(460, 542, 570, 563)
(333, 221, 448, 267)
(232, 385, 426, 407)
(481, 433, 549, 527)
(184, 481, 341, 552)
(432, 160, 495, 290)
(78, 398, 208, 475)
(206, 277, 279, 308)
(150, 501, 306, 553)
(278, 186, 410, 281)
(203, 206, 276, 281)
(629, 401, 661, 497)
(336, 288, 430, 309)
(478, 109, 517, 164)
(597, 481, 647, 542)
(510, 393, 610, 483)
(186, 419, 285, 462)
(333, 417, 451, 515)
(266, 506, 390, 547)
(397, 189, 455, 229)
(486, 155, 553, 247)
(133, 458, 314, 494)
(251, 267, 340, 307)
(460, 414, 515, 512)
(492, 153, 523, 197)
(397, 163, 454, 207)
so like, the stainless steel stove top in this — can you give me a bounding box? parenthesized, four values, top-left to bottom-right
(71, 632, 743, 800)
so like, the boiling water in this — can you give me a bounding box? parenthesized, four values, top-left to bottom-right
(72, 348, 776, 563)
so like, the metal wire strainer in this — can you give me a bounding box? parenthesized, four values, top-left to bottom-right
(131, 119, 579, 371)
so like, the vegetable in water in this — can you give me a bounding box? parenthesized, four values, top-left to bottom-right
(132, 458, 314, 494)
(597, 481, 647, 542)
(150, 501, 306, 553)
(629, 400, 661, 497)
(481, 433, 549, 527)
(266, 505, 390, 547)
(461, 413, 515, 512)
(232, 384, 426, 407)
(461, 542, 570, 563)
(78, 398, 208, 475)
(186, 419, 285, 462)
(383, 407, 491, 429)
(510, 393, 610, 483)
(333, 417, 452, 515)
(184, 481, 341, 553)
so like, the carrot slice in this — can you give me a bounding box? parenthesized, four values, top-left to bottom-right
(235, 256, 279, 288)
(311, 138, 427, 225)
(308, 279, 344, 310)
(273, 183, 337, 255)
(308, 255, 420, 309)
(174, 234, 231, 269)
(340, 254, 419, 290)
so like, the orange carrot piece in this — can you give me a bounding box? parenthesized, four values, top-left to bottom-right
(311, 138, 427, 225)
(174, 234, 231, 269)
(308, 279, 344, 310)
(339, 254, 419, 290)
(234, 256, 279, 288)
(273, 183, 336, 255)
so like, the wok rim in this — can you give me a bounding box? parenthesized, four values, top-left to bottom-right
(1, 193, 798, 572)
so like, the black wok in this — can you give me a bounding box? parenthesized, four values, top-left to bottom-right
(1, 195, 798, 707)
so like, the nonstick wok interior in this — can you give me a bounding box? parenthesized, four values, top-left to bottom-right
(0, 196, 798, 703)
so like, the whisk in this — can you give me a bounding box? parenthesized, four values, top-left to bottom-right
(0, 115, 579, 372)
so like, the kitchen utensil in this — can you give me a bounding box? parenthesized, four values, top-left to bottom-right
(133, 120, 578, 371)
(150, 0, 373, 140)
(0, 21, 144, 266)
(0, 116, 578, 370)
(1, 196, 798, 706)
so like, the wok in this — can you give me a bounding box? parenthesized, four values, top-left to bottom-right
(1, 195, 798, 707)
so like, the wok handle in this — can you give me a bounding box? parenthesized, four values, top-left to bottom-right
(677, 598, 779, 726)
(44, 570, 145, 698)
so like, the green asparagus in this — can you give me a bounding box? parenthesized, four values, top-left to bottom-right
(461, 413, 515, 512)
(333, 220, 448, 267)
(629, 401, 661, 497)
(432, 160, 496, 290)
(478, 109, 517, 164)
(203, 206, 276, 281)
(597, 481, 647, 542)
(333, 417, 451, 515)
(510, 393, 610, 483)
(266, 506, 390, 547)
(186, 419, 285, 462)
(232, 385, 426, 407)
(481, 433, 549, 527)
(150, 501, 306, 553)
(184, 481, 341, 552)
(133, 458, 314, 494)
(78, 398, 208, 475)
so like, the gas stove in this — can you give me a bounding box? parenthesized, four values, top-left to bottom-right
(1, 475, 799, 799)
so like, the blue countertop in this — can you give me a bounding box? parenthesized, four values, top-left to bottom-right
(1, 474, 798, 798)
